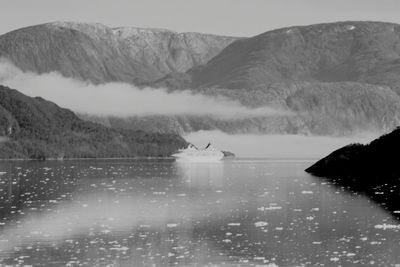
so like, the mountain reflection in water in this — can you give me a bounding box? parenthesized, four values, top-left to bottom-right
(0, 159, 399, 266)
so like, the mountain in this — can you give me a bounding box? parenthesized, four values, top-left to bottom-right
(2, 21, 400, 135)
(0, 22, 239, 84)
(0, 85, 187, 159)
(149, 21, 400, 134)
(157, 21, 400, 92)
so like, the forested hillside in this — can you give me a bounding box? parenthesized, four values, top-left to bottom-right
(0, 85, 187, 159)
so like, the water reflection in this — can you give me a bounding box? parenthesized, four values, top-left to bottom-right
(315, 174, 400, 223)
(0, 159, 399, 266)
(175, 161, 224, 189)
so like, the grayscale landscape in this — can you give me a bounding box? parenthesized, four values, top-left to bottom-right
(1, 0, 400, 266)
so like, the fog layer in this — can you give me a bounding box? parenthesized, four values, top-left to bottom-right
(0, 59, 288, 118)
(185, 130, 380, 158)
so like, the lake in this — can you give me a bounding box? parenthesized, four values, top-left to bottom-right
(0, 159, 399, 266)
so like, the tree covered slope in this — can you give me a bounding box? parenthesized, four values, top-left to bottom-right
(0, 85, 187, 159)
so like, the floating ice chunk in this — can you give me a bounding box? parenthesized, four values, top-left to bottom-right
(110, 246, 129, 251)
(167, 223, 178, 228)
(227, 223, 241, 226)
(258, 206, 282, 211)
(255, 221, 268, 227)
(347, 25, 356, 30)
(374, 224, 400, 230)
(301, 191, 313, 194)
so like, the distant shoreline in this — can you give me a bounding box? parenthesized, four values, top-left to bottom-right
(0, 156, 177, 162)
(0, 157, 317, 162)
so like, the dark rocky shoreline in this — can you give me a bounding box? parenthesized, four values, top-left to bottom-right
(306, 127, 400, 221)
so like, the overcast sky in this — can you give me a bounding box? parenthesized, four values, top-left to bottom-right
(1, 0, 400, 37)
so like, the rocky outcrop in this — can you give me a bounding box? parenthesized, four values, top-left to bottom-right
(306, 127, 400, 178)
(305, 127, 400, 220)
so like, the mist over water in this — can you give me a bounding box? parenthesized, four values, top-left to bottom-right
(0, 59, 383, 158)
(0, 59, 287, 119)
(185, 130, 379, 158)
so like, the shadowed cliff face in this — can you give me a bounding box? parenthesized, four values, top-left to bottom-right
(305, 127, 400, 221)
(0, 22, 239, 84)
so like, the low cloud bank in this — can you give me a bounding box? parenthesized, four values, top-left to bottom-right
(0, 59, 288, 119)
(185, 130, 380, 158)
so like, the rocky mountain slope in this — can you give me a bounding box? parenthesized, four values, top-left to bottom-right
(2, 21, 400, 135)
(149, 21, 400, 134)
(0, 22, 239, 84)
(0, 85, 187, 159)
(157, 21, 400, 92)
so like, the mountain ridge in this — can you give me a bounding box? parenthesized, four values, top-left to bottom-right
(156, 21, 400, 92)
(147, 21, 400, 134)
(2, 21, 400, 135)
(0, 21, 240, 84)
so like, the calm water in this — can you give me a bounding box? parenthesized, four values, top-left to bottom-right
(0, 159, 399, 266)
